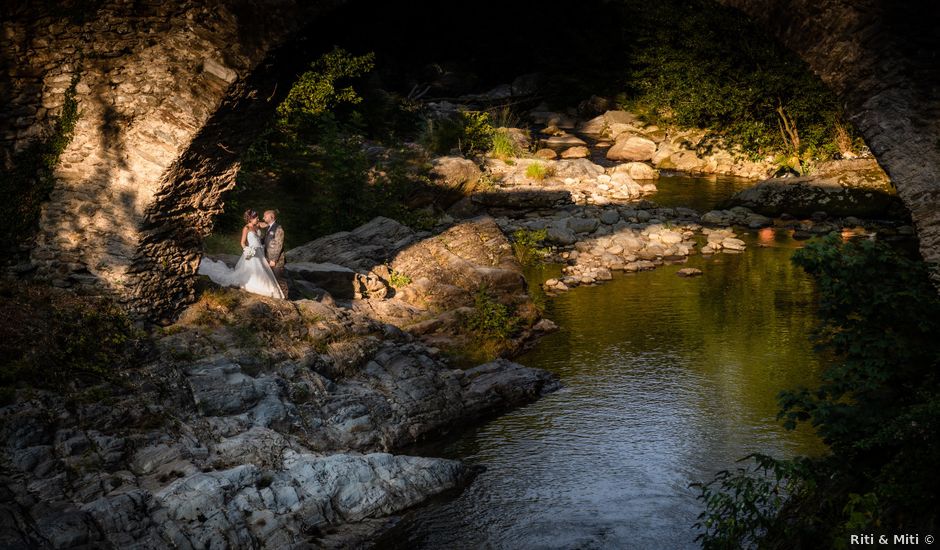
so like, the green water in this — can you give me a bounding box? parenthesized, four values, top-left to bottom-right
(392, 227, 826, 548)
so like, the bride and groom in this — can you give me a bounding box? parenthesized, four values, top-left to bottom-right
(198, 209, 288, 299)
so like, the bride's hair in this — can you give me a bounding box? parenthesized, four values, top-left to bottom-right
(243, 209, 259, 224)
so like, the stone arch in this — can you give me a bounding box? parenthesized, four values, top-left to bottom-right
(2, 1, 345, 321)
(3, 0, 939, 322)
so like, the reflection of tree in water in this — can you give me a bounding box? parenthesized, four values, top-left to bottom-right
(520, 235, 824, 454)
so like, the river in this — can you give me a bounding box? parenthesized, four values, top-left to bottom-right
(385, 174, 827, 549)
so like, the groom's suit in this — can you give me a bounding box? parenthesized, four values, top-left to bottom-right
(264, 222, 288, 296)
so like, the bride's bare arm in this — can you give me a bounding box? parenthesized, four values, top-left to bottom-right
(240, 226, 249, 248)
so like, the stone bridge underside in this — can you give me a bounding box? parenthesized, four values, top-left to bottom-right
(717, 0, 940, 279)
(2, 0, 938, 320)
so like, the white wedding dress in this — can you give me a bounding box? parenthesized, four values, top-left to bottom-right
(198, 229, 285, 299)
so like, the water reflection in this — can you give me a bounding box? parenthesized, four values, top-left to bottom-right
(389, 231, 825, 549)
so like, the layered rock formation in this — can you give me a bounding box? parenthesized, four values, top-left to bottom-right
(0, 290, 557, 548)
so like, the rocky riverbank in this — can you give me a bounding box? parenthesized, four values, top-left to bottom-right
(725, 158, 904, 219)
(0, 218, 560, 549)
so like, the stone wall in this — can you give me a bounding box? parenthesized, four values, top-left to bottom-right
(1, 1, 342, 321)
(716, 0, 940, 278)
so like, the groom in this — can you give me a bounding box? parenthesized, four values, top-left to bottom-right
(263, 210, 288, 297)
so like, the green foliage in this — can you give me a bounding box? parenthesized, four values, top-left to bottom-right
(465, 287, 522, 342)
(525, 162, 554, 180)
(211, 48, 447, 247)
(489, 127, 523, 159)
(276, 48, 375, 132)
(784, 236, 940, 458)
(512, 228, 549, 266)
(618, 0, 854, 159)
(694, 235, 940, 547)
(693, 453, 811, 549)
(387, 267, 412, 288)
(419, 111, 494, 156)
(458, 111, 495, 155)
(0, 68, 81, 255)
(0, 283, 142, 398)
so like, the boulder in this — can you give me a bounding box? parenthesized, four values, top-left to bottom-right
(545, 225, 577, 245)
(534, 148, 557, 160)
(603, 110, 641, 126)
(287, 262, 356, 299)
(567, 217, 600, 234)
(542, 134, 587, 149)
(430, 156, 482, 191)
(599, 210, 620, 225)
(560, 146, 590, 159)
(611, 162, 659, 180)
(577, 114, 607, 135)
(606, 136, 657, 162)
(553, 158, 605, 180)
(496, 127, 531, 151)
(286, 217, 417, 271)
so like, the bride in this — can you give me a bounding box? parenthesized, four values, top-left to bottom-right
(198, 209, 285, 299)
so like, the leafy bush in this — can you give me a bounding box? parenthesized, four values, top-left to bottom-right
(693, 453, 811, 549)
(419, 111, 494, 156)
(525, 162, 554, 180)
(512, 228, 549, 266)
(618, 0, 855, 160)
(465, 287, 522, 342)
(694, 235, 940, 548)
(276, 47, 375, 133)
(387, 267, 412, 288)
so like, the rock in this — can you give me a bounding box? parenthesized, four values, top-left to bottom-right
(528, 110, 577, 129)
(553, 158, 606, 180)
(286, 217, 417, 271)
(651, 143, 674, 166)
(287, 262, 356, 299)
(497, 127, 531, 151)
(578, 95, 612, 118)
(606, 136, 657, 162)
(577, 114, 607, 135)
(542, 134, 587, 149)
(560, 146, 590, 159)
(677, 268, 703, 277)
(545, 226, 577, 245)
(603, 110, 641, 126)
(659, 230, 683, 244)
(185, 359, 265, 416)
(567, 217, 600, 234)
(659, 150, 707, 172)
(701, 210, 732, 226)
(472, 187, 572, 210)
(745, 213, 773, 228)
(534, 148, 557, 160)
(721, 237, 747, 251)
(599, 210, 620, 225)
(726, 159, 902, 218)
(430, 156, 482, 191)
(390, 217, 528, 314)
(611, 162, 659, 180)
